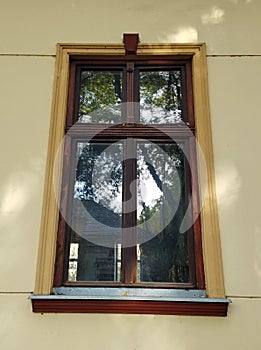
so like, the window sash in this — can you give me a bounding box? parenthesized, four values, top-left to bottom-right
(57, 138, 199, 287)
(67, 60, 194, 127)
(53, 58, 204, 288)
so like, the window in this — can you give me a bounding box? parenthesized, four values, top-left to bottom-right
(32, 36, 229, 316)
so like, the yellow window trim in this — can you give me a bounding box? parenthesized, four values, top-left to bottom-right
(34, 43, 225, 298)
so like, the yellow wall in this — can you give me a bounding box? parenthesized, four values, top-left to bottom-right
(1, 1, 261, 349)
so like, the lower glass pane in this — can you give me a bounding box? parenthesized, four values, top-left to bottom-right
(66, 140, 191, 284)
(138, 227, 189, 283)
(137, 142, 190, 283)
(68, 234, 118, 282)
(67, 142, 122, 282)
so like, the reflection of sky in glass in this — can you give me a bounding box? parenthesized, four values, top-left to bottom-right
(137, 156, 162, 216)
(140, 106, 181, 124)
(74, 142, 182, 221)
(137, 143, 182, 222)
(140, 70, 182, 124)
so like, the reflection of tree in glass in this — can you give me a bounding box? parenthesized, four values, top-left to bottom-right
(78, 70, 182, 124)
(78, 71, 122, 123)
(74, 142, 190, 283)
(137, 143, 190, 283)
(75, 143, 122, 214)
(140, 70, 182, 123)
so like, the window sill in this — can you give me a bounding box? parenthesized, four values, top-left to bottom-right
(30, 288, 230, 316)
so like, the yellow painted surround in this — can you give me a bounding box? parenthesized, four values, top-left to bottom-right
(34, 43, 225, 298)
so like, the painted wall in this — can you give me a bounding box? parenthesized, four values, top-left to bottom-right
(1, 1, 261, 349)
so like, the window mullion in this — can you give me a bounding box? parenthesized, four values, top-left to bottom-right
(121, 138, 137, 284)
(126, 62, 138, 123)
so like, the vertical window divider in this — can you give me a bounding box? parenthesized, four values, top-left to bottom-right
(121, 138, 137, 283)
(126, 62, 136, 123)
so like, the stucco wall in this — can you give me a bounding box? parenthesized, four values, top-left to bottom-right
(1, 1, 261, 349)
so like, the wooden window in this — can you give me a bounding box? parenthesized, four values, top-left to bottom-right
(32, 38, 229, 316)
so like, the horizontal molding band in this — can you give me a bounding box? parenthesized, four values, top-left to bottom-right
(65, 124, 195, 139)
(0, 53, 56, 57)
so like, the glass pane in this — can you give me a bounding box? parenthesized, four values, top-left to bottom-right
(68, 142, 123, 282)
(78, 70, 122, 123)
(137, 142, 190, 283)
(139, 70, 183, 124)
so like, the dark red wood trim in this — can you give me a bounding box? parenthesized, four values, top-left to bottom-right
(121, 139, 137, 283)
(185, 61, 195, 127)
(66, 124, 195, 140)
(70, 57, 193, 65)
(126, 62, 137, 122)
(183, 140, 197, 286)
(31, 298, 229, 316)
(53, 135, 73, 287)
(188, 137, 205, 289)
(66, 62, 76, 127)
(62, 281, 195, 289)
(123, 33, 139, 55)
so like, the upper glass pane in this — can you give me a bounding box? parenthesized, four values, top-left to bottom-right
(78, 70, 122, 124)
(139, 70, 183, 124)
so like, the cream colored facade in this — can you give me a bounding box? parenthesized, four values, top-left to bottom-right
(1, 1, 261, 349)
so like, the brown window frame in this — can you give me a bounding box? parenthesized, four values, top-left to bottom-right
(53, 57, 205, 290)
(31, 41, 229, 316)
